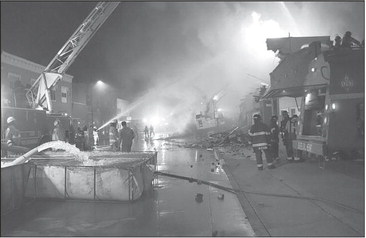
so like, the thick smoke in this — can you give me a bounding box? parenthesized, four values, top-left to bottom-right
(2, 2, 363, 133)
(102, 2, 364, 133)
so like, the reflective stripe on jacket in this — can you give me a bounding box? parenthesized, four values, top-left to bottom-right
(248, 122, 270, 148)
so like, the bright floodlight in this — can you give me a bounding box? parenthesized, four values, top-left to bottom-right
(96, 80, 105, 87)
(213, 95, 219, 101)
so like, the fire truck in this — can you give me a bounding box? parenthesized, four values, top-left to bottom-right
(264, 38, 364, 160)
(1, 2, 119, 149)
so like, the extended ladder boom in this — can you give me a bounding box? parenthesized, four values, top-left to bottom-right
(26, 2, 119, 111)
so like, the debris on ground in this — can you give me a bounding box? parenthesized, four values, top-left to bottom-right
(195, 193, 203, 203)
(160, 126, 256, 160)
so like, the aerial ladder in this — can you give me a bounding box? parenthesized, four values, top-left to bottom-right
(26, 2, 119, 112)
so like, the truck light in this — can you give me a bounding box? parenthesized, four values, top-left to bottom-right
(305, 93, 312, 104)
(324, 117, 327, 124)
(331, 103, 336, 110)
(325, 104, 328, 110)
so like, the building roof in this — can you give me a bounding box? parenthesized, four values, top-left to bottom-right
(1, 51, 73, 83)
(263, 41, 329, 98)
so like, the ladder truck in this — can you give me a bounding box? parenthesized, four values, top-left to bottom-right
(26, 2, 119, 112)
(2, 2, 120, 150)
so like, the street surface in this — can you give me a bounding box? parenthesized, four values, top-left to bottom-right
(218, 142, 364, 237)
(1, 133, 254, 236)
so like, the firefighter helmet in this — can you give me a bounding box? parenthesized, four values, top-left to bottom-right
(253, 114, 261, 122)
(54, 119, 60, 126)
(271, 115, 278, 121)
(253, 114, 261, 119)
(7, 116, 15, 124)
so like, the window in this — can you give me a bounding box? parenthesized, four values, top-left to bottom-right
(61, 86, 68, 103)
(302, 87, 326, 136)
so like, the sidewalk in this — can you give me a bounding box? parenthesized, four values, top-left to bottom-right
(217, 145, 364, 237)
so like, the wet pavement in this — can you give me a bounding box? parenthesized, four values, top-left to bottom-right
(1, 135, 254, 236)
(218, 144, 364, 237)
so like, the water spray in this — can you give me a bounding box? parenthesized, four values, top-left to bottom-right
(97, 78, 183, 131)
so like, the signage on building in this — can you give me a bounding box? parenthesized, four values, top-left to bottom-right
(340, 74, 354, 92)
(327, 50, 364, 95)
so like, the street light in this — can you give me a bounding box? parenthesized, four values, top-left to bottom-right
(91, 80, 106, 127)
(96, 80, 106, 88)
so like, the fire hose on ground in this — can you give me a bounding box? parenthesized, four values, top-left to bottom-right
(154, 171, 363, 215)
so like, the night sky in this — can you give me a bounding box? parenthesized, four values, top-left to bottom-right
(1, 1, 364, 124)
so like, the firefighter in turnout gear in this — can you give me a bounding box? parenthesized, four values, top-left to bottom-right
(280, 111, 294, 161)
(269, 115, 280, 162)
(119, 121, 135, 152)
(3, 116, 30, 156)
(5, 117, 21, 147)
(280, 111, 301, 162)
(248, 114, 275, 170)
(109, 119, 119, 151)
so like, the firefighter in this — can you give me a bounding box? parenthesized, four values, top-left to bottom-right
(248, 114, 275, 170)
(144, 126, 149, 139)
(68, 122, 75, 145)
(280, 111, 301, 162)
(341, 31, 362, 48)
(93, 126, 99, 148)
(3, 116, 29, 156)
(149, 125, 155, 138)
(333, 35, 342, 50)
(119, 121, 135, 152)
(75, 127, 85, 151)
(85, 125, 93, 150)
(52, 119, 64, 141)
(280, 111, 293, 161)
(5, 116, 21, 147)
(109, 119, 119, 151)
(269, 115, 280, 162)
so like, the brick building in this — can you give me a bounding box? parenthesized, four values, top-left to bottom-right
(1, 51, 73, 115)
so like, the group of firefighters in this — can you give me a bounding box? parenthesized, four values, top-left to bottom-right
(108, 119, 135, 152)
(248, 111, 300, 170)
(143, 125, 155, 139)
(3, 116, 101, 154)
(51, 120, 100, 151)
(3, 115, 142, 155)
